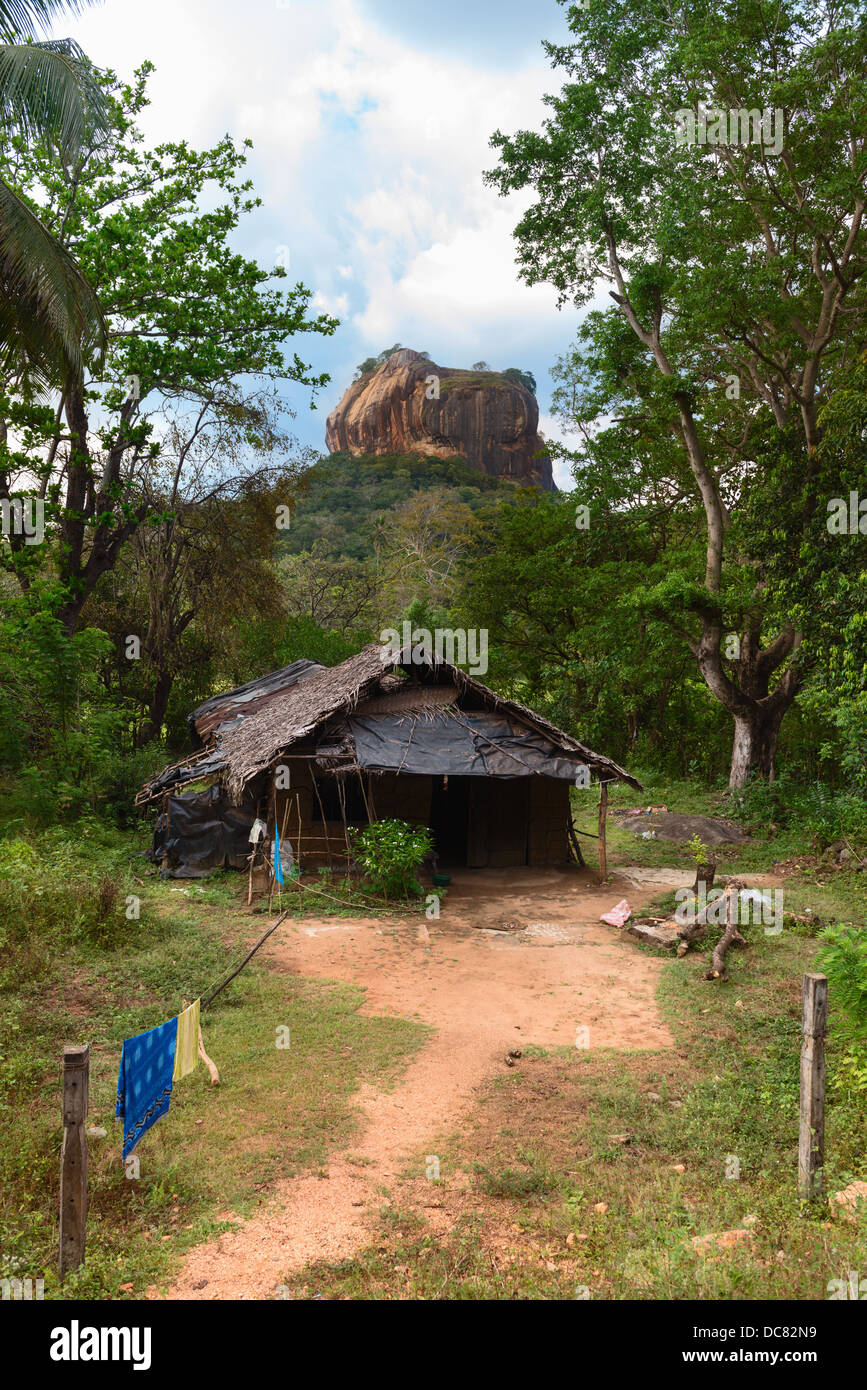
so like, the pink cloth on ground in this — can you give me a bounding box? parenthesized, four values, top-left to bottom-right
(600, 899, 631, 927)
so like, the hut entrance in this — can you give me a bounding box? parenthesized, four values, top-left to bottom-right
(429, 775, 470, 866)
(429, 776, 530, 869)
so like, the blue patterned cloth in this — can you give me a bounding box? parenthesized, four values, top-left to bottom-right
(116, 1017, 178, 1159)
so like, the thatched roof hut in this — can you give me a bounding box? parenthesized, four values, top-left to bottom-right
(139, 643, 640, 877)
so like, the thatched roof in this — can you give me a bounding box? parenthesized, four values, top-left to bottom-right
(138, 643, 641, 804)
(189, 658, 322, 741)
(216, 643, 640, 801)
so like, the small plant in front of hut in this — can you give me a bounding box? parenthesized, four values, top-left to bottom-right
(352, 820, 433, 900)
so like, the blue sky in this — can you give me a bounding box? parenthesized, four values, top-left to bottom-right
(65, 0, 586, 485)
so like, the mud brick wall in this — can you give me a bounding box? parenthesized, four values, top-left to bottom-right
(273, 756, 347, 870)
(527, 777, 571, 866)
(272, 765, 432, 870)
(369, 773, 432, 827)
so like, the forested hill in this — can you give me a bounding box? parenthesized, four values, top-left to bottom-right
(282, 450, 518, 562)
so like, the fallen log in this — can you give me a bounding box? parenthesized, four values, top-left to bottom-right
(704, 883, 748, 981)
(676, 889, 726, 955)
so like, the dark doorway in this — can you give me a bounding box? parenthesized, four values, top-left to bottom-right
(429, 776, 530, 868)
(317, 773, 368, 823)
(429, 775, 470, 865)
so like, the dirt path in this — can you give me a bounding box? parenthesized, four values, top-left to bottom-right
(159, 867, 690, 1300)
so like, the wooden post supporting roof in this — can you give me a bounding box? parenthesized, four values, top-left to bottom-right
(597, 781, 609, 882)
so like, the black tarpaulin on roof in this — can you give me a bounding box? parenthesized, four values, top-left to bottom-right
(141, 748, 228, 800)
(348, 710, 588, 779)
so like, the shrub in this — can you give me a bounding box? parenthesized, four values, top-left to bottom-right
(816, 924, 867, 1046)
(352, 819, 433, 900)
(730, 773, 867, 847)
(0, 833, 133, 972)
(817, 922, 867, 1096)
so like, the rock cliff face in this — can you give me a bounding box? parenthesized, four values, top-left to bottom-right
(325, 349, 554, 490)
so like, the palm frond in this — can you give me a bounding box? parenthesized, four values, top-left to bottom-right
(0, 1, 98, 42)
(0, 174, 105, 383)
(0, 39, 110, 153)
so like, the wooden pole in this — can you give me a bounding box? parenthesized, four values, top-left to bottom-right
(798, 972, 827, 1200)
(567, 818, 585, 868)
(309, 763, 334, 872)
(200, 911, 289, 1010)
(295, 792, 303, 912)
(59, 1043, 89, 1280)
(268, 772, 276, 912)
(355, 764, 373, 825)
(597, 781, 608, 882)
(246, 844, 255, 907)
(338, 776, 351, 885)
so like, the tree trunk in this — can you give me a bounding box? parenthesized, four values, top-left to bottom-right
(136, 669, 175, 748)
(728, 704, 787, 788)
(694, 619, 803, 789)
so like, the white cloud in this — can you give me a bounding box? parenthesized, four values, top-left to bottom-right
(354, 200, 561, 353)
(312, 289, 350, 317)
(64, 0, 585, 454)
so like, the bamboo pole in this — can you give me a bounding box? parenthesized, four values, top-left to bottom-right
(200, 911, 290, 1010)
(356, 764, 373, 825)
(338, 776, 351, 885)
(309, 764, 334, 872)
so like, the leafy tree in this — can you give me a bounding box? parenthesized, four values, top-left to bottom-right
(377, 486, 480, 619)
(0, 62, 337, 632)
(485, 0, 867, 785)
(354, 344, 431, 379)
(457, 489, 725, 774)
(277, 541, 378, 635)
(88, 443, 301, 746)
(502, 367, 536, 394)
(0, 0, 110, 384)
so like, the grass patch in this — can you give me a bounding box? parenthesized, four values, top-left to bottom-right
(275, 827, 867, 1299)
(0, 824, 428, 1299)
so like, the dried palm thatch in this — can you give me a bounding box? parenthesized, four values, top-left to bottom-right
(215, 643, 640, 802)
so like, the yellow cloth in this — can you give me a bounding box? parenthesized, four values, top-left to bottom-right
(172, 999, 200, 1081)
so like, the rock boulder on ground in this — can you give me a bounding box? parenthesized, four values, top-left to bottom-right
(613, 810, 750, 845)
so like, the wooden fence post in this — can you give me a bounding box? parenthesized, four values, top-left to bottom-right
(597, 781, 608, 882)
(798, 973, 827, 1200)
(59, 1043, 89, 1280)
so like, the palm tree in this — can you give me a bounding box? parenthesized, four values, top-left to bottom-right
(0, 0, 109, 384)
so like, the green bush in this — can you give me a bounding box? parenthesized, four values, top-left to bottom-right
(0, 832, 135, 974)
(817, 923, 867, 1096)
(352, 819, 433, 900)
(816, 924, 867, 1046)
(730, 773, 867, 847)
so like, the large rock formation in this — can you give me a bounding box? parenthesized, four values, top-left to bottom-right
(325, 349, 554, 490)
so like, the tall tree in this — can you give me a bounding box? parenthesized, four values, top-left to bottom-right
(486, 0, 867, 784)
(0, 62, 336, 631)
(0, 0, 109, 383)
